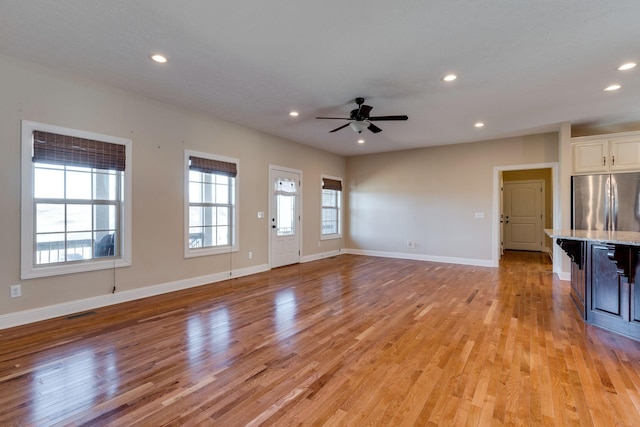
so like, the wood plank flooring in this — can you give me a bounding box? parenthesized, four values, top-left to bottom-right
(1, 252, 640, 426)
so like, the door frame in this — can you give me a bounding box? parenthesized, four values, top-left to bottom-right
(492, 162, 559, 267)
(503, 179, 545, 252)
(268, 165, 303, 268)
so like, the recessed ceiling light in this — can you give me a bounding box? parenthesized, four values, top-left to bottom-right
(150, 54, 167, 63)
(289, 111, 299, 117)
(357, 139, 365, 144)
(618, 62, 637, 71)
(474, 122, 485, 128)
(603, 84, 621, 91)
(443, 74, 457, 82)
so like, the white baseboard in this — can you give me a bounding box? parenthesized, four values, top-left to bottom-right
(343, 248, 495, 267)
(0, 264, 269, 330)
(301, 249, 342, 263)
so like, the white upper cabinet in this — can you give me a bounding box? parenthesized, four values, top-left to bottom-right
(572, 131, 640, 174)
(610, 135, 640, 172)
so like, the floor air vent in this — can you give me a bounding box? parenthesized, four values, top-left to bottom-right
(66, 310, 97, 320)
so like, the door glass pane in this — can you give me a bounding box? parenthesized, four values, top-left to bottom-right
(277, 194, 295, 236)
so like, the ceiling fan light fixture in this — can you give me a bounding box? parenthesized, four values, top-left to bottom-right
(350, 121, 369, 134)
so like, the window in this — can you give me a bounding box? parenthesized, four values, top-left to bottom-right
(21, 121, 132, 279)
(321, 176, 342, 239)
(185, 150, 238, 257)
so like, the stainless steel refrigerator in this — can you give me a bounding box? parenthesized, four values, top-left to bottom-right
(572, 173, 640, 231)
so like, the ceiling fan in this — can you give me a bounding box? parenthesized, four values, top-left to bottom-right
(316, 97, 408, 134)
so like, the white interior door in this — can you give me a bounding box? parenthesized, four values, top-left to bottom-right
(504, 180, 543, 251)
(270, 167, 301, 268)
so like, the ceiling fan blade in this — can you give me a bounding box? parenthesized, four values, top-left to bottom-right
(368, 123, 383, 133)
(329, 123, 351, 133)
(359, 104, 373, 117)
(368, 115, 408, 121)
(316, 116, 351, 120)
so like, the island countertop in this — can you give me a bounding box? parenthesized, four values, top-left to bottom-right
(544, 229, 640, 246)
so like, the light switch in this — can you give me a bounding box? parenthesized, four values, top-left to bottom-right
(474, 212, 485, 219)
(257, 211, 264, 219)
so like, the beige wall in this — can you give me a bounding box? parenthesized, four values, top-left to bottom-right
(345, 134, 559, 263)
(0, 52, 566, 324)
(0, 54, 345, 317)
(503, 168, 553, 251)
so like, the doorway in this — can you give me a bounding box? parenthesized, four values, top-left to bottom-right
(493, 163, 559, 267)
(269, 166, 302, 268)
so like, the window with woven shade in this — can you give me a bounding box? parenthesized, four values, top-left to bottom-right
(21, 121, 132, 279)
(185, 150, 239, 257)
(321, 176, 342, 238)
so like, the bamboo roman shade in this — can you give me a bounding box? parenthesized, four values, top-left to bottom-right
(322, 178, 342, 191)
(189, 156, 237, 177)
(32, 130, 126, 171)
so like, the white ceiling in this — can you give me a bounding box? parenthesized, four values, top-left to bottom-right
(1, 1, 639, 156)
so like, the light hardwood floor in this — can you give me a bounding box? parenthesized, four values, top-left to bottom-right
(1, 252, 640, 426)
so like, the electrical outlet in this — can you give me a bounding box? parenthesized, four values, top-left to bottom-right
(10, 284, 21, 298)
(248, 251, 253, 260)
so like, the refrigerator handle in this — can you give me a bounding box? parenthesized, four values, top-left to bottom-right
(611, 175, 618, 231)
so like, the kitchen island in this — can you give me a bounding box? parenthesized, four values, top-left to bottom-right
(546, 229, 640, 341)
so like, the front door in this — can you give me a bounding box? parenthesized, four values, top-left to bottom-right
(504, 180, 543, 251)
(270, 167, 301, 268)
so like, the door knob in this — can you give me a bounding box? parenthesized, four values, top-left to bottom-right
(272, 225, 276, 229)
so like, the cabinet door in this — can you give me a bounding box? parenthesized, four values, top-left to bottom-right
(573, 140, 608, 174)
(590, 244, 622, 316)
(610, 136, 640, 172)
(588, 244, 629, 332)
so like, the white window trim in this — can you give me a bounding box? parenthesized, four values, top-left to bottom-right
(20, 120, 133, 279)
(184, 150, 240, 258)
(320, 174, 343, 240)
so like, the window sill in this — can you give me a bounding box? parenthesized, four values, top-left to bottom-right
(21, 258, 131, 280)
(184, 246, 239, 258)
(321, 234, 342, 241)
